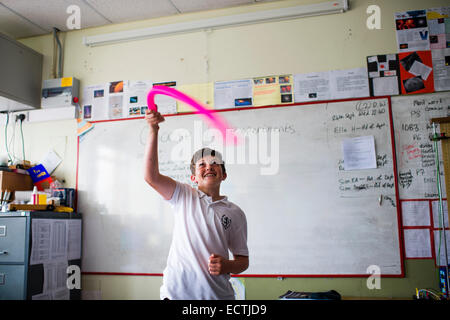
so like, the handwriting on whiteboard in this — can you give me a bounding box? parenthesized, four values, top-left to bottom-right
(392, 93, 450, 199)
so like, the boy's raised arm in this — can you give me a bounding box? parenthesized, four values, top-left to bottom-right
(144, 109, 176, 200)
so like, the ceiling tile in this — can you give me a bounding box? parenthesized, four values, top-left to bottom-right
(0, 4, 48, 38)
(84, 0, 180, 23)
(0, 0, 111, 33)
(0, 0, 284, 39)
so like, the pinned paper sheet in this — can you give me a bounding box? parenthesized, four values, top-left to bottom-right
(409, 61, 432, 81)
(40, 149, 62, 175)
(432, 48, 450, 91)
(67, 220, 82, 260)
(431, 200, 449, 228)
(330, 68, 370, 100)
(30, 219, 51, 265)
(404, 229, 432, 258)
(434, 229, 450, 266)
(342, 136, 377, 171)
(401, 201, 431, 226)
(294, 71, 331, 102)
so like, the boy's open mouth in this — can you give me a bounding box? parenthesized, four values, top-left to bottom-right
(204, 173, 216, 177)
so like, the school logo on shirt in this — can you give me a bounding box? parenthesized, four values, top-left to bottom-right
(221, 214, 232, 230)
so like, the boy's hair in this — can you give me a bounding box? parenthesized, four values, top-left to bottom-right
(190, 148, 226, 175)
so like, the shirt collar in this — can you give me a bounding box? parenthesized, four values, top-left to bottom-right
(197, 189, 228, 203)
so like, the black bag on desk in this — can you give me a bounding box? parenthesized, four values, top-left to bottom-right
(279, 290, 341, 300)
(52, 188, 75, 208)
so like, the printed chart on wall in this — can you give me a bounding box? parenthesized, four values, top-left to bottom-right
(77, 97, 402, 276)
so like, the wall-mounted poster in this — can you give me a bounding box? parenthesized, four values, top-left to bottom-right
(367, 54, 401, 96)
(399, 50, 435, 94)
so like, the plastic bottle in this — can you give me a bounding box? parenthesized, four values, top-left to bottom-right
(32, 186, 38, 205)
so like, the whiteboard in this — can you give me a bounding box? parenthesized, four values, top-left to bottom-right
(392, 92, 450, 199)
(78, 97, 402, 276)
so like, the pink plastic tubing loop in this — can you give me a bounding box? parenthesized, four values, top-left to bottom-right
(147, 85, 238, 145)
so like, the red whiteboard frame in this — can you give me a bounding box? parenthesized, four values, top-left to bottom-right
(77, 95, 405, 278)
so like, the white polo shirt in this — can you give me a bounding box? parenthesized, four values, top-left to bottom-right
(160, 181, 249, 300)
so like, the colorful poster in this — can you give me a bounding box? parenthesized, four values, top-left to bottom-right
(152, 81, 177, 115)
(395, 10, 430, 52)
(398, 50, 435, 94)
(367, 54, 401, 96)
(279, 75, 293, 104)
(126, 80, 153, 118)
(427, 6, 450, 20)
(253, 75, 293, 106)
(214, 79, 253, 109)
(427, 7, 450, 49)
(82, 83, 108, 121)
(108, 80, 125, 119)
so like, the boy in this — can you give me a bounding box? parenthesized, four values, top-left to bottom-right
(144, 109, 249, 300)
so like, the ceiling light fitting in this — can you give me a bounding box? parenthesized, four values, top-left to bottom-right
(83, 0, 348, 47)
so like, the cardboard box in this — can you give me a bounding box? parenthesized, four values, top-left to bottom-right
(0, 171, 34, 199)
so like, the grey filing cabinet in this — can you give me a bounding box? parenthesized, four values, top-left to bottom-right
(0, 211, 82, 300)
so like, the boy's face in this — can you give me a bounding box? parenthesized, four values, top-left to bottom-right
(191, 155, 226, 188)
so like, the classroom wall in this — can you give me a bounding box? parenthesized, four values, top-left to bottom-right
(7, 0, 449, 299)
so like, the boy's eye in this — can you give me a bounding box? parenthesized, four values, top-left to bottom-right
(196, 159, 220, 168)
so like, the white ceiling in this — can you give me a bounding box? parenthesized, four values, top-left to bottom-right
(0, 0, 282, 39)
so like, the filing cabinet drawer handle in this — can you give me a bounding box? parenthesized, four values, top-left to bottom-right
(0, 250, 8, 255)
